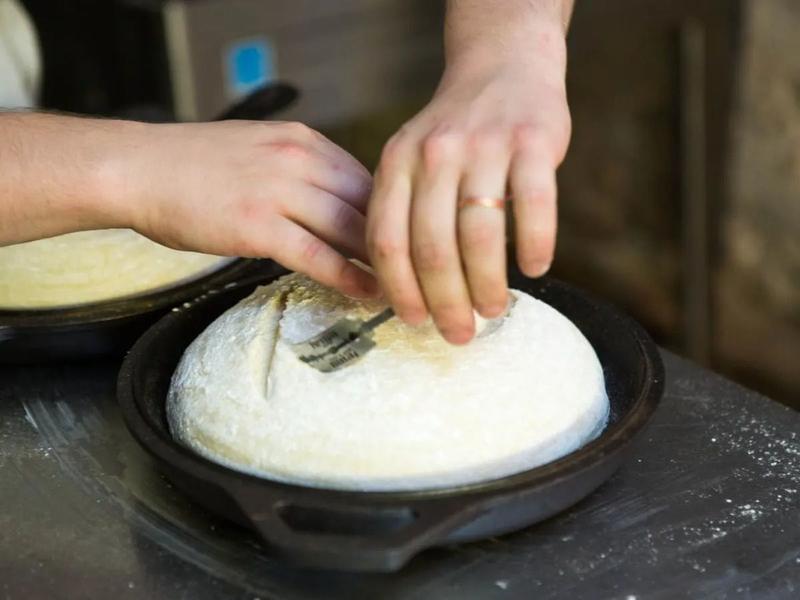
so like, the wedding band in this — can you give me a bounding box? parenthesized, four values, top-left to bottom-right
(457, 196, 509, 211)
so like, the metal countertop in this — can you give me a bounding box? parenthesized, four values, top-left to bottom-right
(1, 352, 799, 599)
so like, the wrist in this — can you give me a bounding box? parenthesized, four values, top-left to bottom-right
(83, 118, 155, 232)
(444, 15, 567, 80)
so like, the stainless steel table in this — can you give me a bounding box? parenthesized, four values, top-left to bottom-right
(1, 352, 798, 599)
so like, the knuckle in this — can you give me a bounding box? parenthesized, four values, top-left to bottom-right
(460, 220, 499, 251)
(512, 123, 547, 152)
(301, 236, 327, 263)
(512, 119, 571, 165)
(368, 232, 405, 262)
(284, 121, 314, 140)
(332, 202, 358, 232)
(379, 133, 411, 172)
(516, 179, 557, 211)
(413, 240, 453, 272)
(270, 141, 311, 161)
(528, 190, 557, 214)
(421, 131, 462, 170)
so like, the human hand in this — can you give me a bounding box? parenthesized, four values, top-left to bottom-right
(366, 25, 571, 343)
(116, 120, 378, 298)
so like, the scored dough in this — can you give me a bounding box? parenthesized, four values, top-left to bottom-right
(167, 273, 609, 492)
(0, 229, 230, 309)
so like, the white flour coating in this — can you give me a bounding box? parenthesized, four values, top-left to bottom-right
(0, 229, 230, 309)
(167, 273, 610, 491)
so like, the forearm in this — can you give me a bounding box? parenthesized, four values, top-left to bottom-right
(0, 112, 136, 246)
(443, 0, 573, 75)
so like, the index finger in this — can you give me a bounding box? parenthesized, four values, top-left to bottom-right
(366, 162, 428, 325)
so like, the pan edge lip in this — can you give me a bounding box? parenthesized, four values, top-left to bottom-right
(117, 273, 665, 504)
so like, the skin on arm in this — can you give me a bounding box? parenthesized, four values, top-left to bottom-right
(366, 0, 574, 343)
(0, 112, 379, 298)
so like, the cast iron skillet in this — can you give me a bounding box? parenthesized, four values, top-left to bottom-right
(0, 260, 288, 364)
(0, 83, 298, 364)
(117, 267, 665, 573)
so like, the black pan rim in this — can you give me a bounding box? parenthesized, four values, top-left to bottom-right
(0, 258, 257, 329)
(118, 273, 664, 505)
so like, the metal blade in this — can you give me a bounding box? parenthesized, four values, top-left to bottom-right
(291, 308, 395, 372)
(292, 318, 363, 362)
(299, 334, 377, 373)
(291, 296, 516, 373)
(476, 294, 518, 338)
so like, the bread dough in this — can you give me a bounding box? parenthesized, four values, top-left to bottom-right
(167, 273, 609, 491)
(0, 229, 231, 309)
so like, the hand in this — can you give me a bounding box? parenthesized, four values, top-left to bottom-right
(116, 120, 378, 298)
(366, 30, 571, 343)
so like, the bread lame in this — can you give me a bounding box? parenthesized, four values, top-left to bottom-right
(292, 297, 516, 373)
(291, 308, 395, 373)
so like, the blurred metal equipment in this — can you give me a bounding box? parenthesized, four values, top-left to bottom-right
(24, 0, 443, 125)
(159, 0, 443, 125)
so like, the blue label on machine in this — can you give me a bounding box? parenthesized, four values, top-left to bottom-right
(226, 38, 276, 98)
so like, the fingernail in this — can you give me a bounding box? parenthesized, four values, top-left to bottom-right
(537, 262, 552, 277)
(477, 303, 508, 319)
(528, 262, 551, 278)
(442, 327, 474, 346)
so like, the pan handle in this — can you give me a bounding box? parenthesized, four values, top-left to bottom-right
(231, 490, 484, 572)
(215, 82, 299, 121)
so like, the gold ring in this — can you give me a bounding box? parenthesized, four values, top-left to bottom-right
(457, 196, 509, 211)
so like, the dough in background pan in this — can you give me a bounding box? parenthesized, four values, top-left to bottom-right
(0, 229, 231, 310)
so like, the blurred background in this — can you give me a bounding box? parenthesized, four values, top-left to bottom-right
(9, 0, 800, 409)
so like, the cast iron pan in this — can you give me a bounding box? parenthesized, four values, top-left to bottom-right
(0, 260, 289, 364)
(117, 267, 665, 573)
(0, 83, 299, 364)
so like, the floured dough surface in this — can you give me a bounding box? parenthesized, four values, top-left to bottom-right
(0, 229, 230, 309)
(167, 273, 609, 491)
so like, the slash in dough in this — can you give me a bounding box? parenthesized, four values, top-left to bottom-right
(167, 273, 609, 492)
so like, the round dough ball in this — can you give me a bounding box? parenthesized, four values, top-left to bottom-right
(0, 229, 231, 309)
(167, 273, 609, 491)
